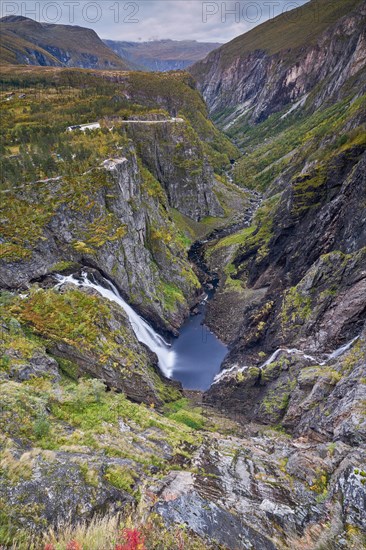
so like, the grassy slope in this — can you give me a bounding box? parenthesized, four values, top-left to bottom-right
(232, 94, 366, 191)
(0, 29, 63, 65)
(0, 17, 131, 69)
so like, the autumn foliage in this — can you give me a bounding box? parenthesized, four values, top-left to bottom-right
(115, 528, 146, 550)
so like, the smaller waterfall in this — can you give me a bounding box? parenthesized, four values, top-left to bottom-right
(320, 336, 360, 364)
(260, 348, 317, 369)
(55, 272, 176, 378)
(261, 337, 361, 369)
(213, 334, 362, 386)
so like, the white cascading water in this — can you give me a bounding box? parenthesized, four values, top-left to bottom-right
(320, 336, 360, 364)
(260, 347, 317, 368)
(55, 272, 176, 378)
(260, 337, 361, 369)
(213, 336, 362, 385)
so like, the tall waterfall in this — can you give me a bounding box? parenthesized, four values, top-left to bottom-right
(55, 272, 176, 378)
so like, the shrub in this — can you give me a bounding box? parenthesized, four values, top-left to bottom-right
(116, 528, 146, 550)
(33, 409, 51, 439)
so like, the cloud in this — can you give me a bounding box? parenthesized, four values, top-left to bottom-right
(1, 0, 309, 43)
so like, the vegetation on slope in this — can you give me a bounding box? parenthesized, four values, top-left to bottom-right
(0, 68, 243, 328)
(231, 94, 366, 190)
(206, 99, 365, 306)
(0, 68, 237, 187)
(0, 16, 131, 69)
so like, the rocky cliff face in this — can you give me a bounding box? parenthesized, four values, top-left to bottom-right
(189, 0, 366, 377)
(191, 0, 366, 127)
(153, 339, 366, 547)
(0, 278, 175, 406)
(202, 113, 366, 417)
(0, 147, 200, 331)
(124, 118, 224, 220)
(184, 3, 366, 545)
(207, 143, 366, 349)
(0, 69, 246, 331)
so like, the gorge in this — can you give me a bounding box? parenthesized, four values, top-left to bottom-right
(0, 0, 366, 548)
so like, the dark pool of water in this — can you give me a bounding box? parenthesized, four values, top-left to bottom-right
(170, 294, 228, 391)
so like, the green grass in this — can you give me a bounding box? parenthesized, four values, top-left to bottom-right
(11, 288, 117, 353)
(164, 398, 205, 430)
(209, 225, 256, 252)
(103, 466, 136, 494)
(232, 95, 366, 191)
(167, 410, 205, 430)
(158, 281, 186, 312)
(49, 260, 81, 273)
(0, 17, 130, 69)
(0, 376, 200, 461)
(299, 366, 342, 386)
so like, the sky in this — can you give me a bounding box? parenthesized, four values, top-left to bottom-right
(1, 0, 310, 43)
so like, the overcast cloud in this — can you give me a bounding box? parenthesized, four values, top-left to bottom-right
(2, 1, 310, 43)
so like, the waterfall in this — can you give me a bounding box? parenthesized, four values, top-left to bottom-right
(320, 336, 360, 364)
(261, 337, 360, 369)
(213, 335, 362, 387)
(55, 272, 176, 378)
(260, 348, 317, 369)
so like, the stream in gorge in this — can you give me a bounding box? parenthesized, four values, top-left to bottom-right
(54, 202, 357, 392)
(55, 204, 263, 390)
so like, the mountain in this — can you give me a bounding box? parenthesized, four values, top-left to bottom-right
(0, 15, 131, 69)
(104, 39, 222, 72)
(190, 1, 365, 542)
(0, 67, 241, 331)
(191, 0, 365, 125)
(189, 0, 366, 450)
(1, 2, 366, 548)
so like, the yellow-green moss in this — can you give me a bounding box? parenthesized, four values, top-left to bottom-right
(104, 466, 136, 494)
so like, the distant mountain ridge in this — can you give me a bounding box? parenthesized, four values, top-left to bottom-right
(0, 15, 131, 70)
(104, 39, 222, 72)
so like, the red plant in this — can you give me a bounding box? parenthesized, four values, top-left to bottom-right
(66, 541, 82, 550)
(115, 528, 146, 550)
(44, 545, 55, 550)
(175, 528, 185, 550)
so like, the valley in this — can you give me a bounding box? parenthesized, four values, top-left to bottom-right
(103, 39, 222, 73)
(0, 0, 366, 548)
